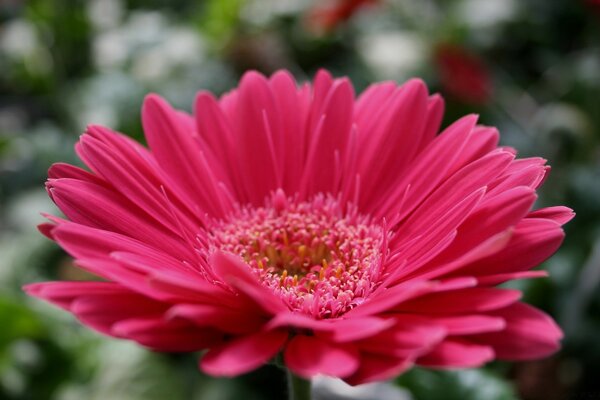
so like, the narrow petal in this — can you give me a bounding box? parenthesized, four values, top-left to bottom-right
(210, 251, 288, 315)
(143, 94, 231, 216)
(232, 71, 283, 203)
(426, 315, 506, 335)
(470, 302, 563, 360)
(395, 287, 522, 314)
(48, 178, 192, 258)
(112, 317, 221, 352)
(345, 355, 414, 386)
(357, 80, 429, 205)
(373, 114, 478, 221)
(285, 335, 360, 378)
(356, 316, 446, 358)
(417, 339, 495, 368)
(167, 303, 264, 334)
(200, 330, 288, 376)
(266, 312, 395, 342)
(528, 206, 575, 225)
(460, 217, 565, 275)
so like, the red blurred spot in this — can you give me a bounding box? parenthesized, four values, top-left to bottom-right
(434, 43, 493, 105)
(307, 0, 379, 33)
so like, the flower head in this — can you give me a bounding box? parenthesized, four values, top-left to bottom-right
(25, 70, 572, 384)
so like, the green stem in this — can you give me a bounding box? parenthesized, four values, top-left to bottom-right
(286, 370, 311, 400)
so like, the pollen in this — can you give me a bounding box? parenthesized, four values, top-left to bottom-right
(210, 190, 385, 318)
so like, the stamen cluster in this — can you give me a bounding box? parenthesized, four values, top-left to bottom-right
(211, 193, 384, 318)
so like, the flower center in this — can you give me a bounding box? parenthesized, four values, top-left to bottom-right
(210, 190, 384, 319)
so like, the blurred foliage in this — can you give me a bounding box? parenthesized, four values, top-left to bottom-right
(396, 368, 518, 400)
(1, 0, 599, 399)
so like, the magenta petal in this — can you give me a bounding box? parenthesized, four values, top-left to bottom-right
(285, 335, 360, 378)
(417, 339, 495, 367)
(142, 94, 230, 217)
(396, 287, 522, 314)
(267, 312, 395, 342)
(210, 251, 287, 314)
(111, 318, 222, 352)
(167, 304, 264, 334)
(345, 355, 414, 386)
(463, 217, 565, 275)
(476, 270, 549, 286)
(471, 302, 563, 360)
(200, 330, 288, 376)
(24, 281, 181, 339)
(374, 114, 478, 220)
(357, 317, 446, 358)
(48, 162, 106, 185)
(23, 281, 132, 311)
(320, 317, 396, 342)
(348, 280, 434, 317)
(111, 317, 221, 352)
(428, 315, 506, 335)
(528, 206, 575, 225)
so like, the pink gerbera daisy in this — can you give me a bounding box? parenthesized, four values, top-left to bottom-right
(25, 70, 572, 388)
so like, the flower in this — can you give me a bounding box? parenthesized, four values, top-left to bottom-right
(25, 70, 572, 385)
(434, 43, 493, 105)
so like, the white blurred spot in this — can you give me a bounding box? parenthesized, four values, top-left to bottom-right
(313, 375, 413, 400)
(93, 30, 128, 70)
(457, 0, 517, 28)
(359, 31, 426, 80)
(87, 0, 124, 30)
(0, 20, 38, 57)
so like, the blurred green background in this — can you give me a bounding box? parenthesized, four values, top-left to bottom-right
(1, 0, 599, 399)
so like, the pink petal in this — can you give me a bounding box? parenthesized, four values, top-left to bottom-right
(345, 354, 414, 386)
(447, 125, 499, 174)
(200, 330, 288, 376)
(426, 315, 506, 335)
(23, 281, 131, 311)
(411, 186, 538, 279)
(300, 78, 354, 197)
(396, 150, 514, 239)
(51, 223, 182, 270)
(357, 80, 428, 205)
(528, 206, 575, 225)
(76, 129, 202, 233)
(373, 114, 477, 221)
(210, 251, 287, 314)
(417, 339, 495, 367)
(48, 178, 192, 258)
(476, 270, 549, 286)
(231, 71, 282, 204)
(357, 316, 446, 358)
(142, 94, 232, 217)
(48, 162, 106, 185)
(167, 303, 264, 334)
(347, 280, 434, 317)
(417, 94, 445, 154)
(389, 187, 486, 279)
(268, 71, 307, 194)
(461, 217, 565, 275)
(395, 287, 521, 314)
(354, 81, 397, 129)
(284, 335, 360, 378)
(470, 302, 563, 360)
(23, 281, 194, 345)
(112, 317, 221, 352)
(266, 312, 395, 342)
